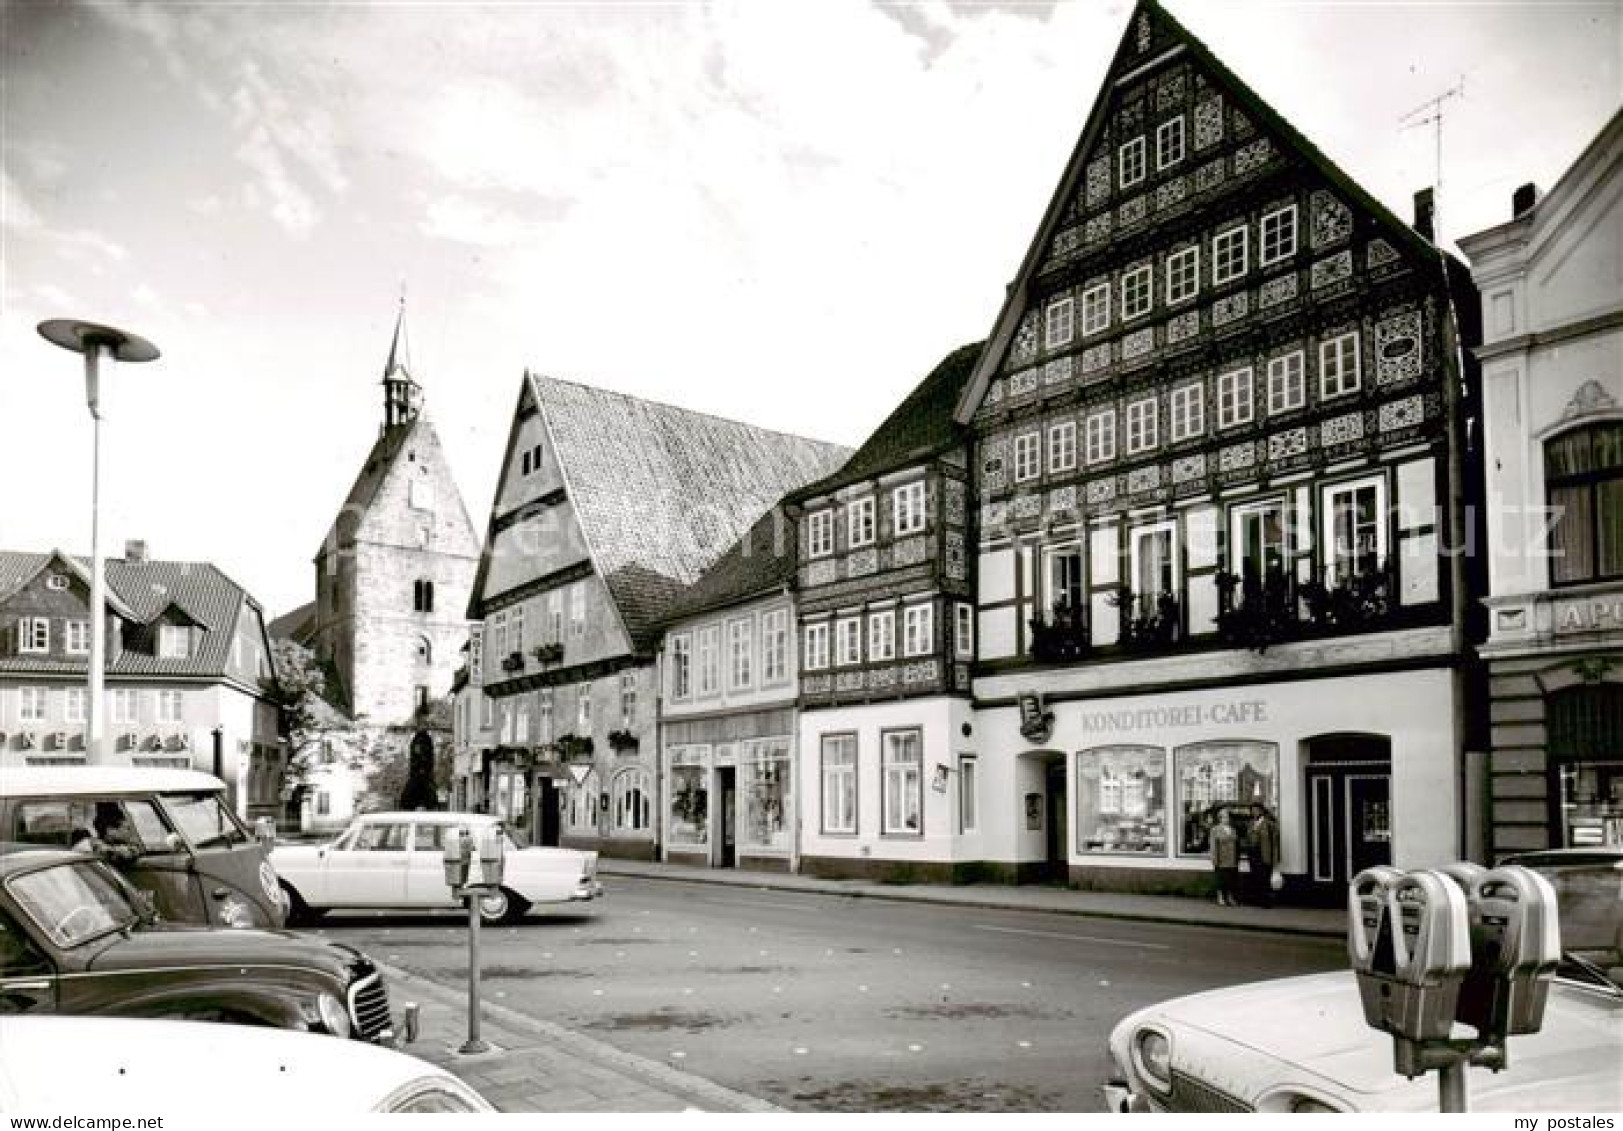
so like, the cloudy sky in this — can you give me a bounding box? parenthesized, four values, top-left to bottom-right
(2, 0, 1617, 619)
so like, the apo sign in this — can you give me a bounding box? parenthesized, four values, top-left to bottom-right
(1553, 594, 1623, 635)
(1077, 700, 1269, 736)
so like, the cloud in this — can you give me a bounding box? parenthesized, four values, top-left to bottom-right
(227, 58, 348, 235)
(1, 168, 44, 232)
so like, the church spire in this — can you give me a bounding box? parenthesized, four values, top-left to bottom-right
(382, 291, 421, 429)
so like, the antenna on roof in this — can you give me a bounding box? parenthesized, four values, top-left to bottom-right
(1400, 76, 1465, 247)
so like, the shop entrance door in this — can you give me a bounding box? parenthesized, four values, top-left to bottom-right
(535, 779, 560, 847)
(714, 767, 737, 869)
(1305, 734, 1391, 890)
(1044, 761, 1069, 883)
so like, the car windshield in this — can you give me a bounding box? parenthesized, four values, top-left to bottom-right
(161, 792, 251, 850)
(1514, 856, 1623, 992)
(8, 859, 139, 947)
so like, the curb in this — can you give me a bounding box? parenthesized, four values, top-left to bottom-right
(375, 959, 785, 1114)
(600, 867, 1346, 941)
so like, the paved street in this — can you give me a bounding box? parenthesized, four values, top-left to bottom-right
(316, 876, 1345, 1112)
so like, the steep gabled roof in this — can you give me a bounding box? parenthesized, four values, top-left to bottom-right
(482, 375, 849, 651)
(267, 601, 319, 646)
(0, 550, 256, 679)
(0, 550, 140, 621)
(788, 341, 983, 503)
(954, 0, 1463, 420)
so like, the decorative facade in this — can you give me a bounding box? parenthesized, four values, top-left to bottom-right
(1460, 109, 1623, 856)
(954, 0, 1482, 894)
(788, 344, 986, 881)
(0, 546, 283, 819)
(464, 373, 846, 859)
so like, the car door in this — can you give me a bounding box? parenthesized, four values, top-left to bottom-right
(0, 910, 56, 1014)
(322, 822, 411, 907)
(404, 823, 462, 908)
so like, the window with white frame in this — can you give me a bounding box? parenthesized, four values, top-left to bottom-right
(1217, 367, 1255, 429)
(1260, 203, 1298, 266)
(1125, 397, 1158, 454)
(1320, 331, 1361, 398)
(111, 689, 137, 725)
(1232, 499, 1288, 593)
(803, 621, 830, 670)
(1119, 136, 1146, 187)
(670, 633, 692, 700)
(567, 769, 600, 832)
(1045, 296, 1075, 349)
(158, 625, 189, 660)
(903, 603, 933, 657)
(1082, 283, 1111, 336)
(509, 605, 525, 654)
(848, 495, 875, 548)
(1212, 224, 1248, 284)
(728, 618, 753, 690)
(1049, 421, 1078, 474)
(1170, 383, 1204, 442)
(1324, 477, 1386, 585)
(1156, 116, 1185, 169)
(954, 603, 974, 658)
(18, 618, 48, 654)
(1042, 545, 1086, 625)
(1121, 264, 1153, 321)
(569, 583, 586, 639)
(547, 590, 564, 643)
(697, 626, 719, 695)
(1014, 433, 1040, 483)
(836, 617, 862, 667)
(576, 684, 592, 732)
(820, 734, 857, 834)
(19, 687, 46, 723)
(808, 510, 835, 558)
(893, 481, 926, 536)
(1166, 246, 1199, 306)
(1267, 351, 1306, 414)
(515, 698, 530, 743)
(1086, 410, 1117, 464)
(157, 689, 184, 724)
(869, 609, 895, 662)
(538, 687, 555, 741)
(1131, 524, 1179, 613)
(959, 755, 978, 833)
(611, 769, 652, 833)
(881, 729, 923, 836)
(761, 610, 789, 684)
(66, 621, 89, 654)
(491, 611, 507, 660)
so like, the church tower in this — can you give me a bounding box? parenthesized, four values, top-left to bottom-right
(310, 301, 481, 733)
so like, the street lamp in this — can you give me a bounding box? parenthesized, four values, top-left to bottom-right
(37, 319, 160, 764)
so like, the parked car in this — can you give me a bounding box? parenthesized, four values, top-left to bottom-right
(0, 1015, 494, 1112)
(0, 767, 287, 929)
(271, 811, 602, 925)
(1102, 850, 1623, 1112)
(0, 848, 393, 1042)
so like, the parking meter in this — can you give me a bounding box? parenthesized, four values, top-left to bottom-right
(1352, 869, 1471, 1047)
(1453, 865, 1560, 1041)
(476, 830, 506, 889)
(1349, 866, 1404, 977)
(442, 827, 472, 890)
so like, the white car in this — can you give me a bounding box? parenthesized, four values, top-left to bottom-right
(0, 1015, 494, 1112)
(271, 811, 601, 924)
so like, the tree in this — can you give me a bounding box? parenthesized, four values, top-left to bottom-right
(359, 697, 454, 811)
(270, 639, 355, 794)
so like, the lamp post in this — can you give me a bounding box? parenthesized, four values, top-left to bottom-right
(36, 320, 160, 764)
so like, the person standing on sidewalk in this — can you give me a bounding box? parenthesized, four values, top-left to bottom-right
(1245, 806, 1281, 908)
(1209, 810, 1241, 907)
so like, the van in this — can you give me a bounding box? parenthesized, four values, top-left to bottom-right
(0, 767, 287, 929)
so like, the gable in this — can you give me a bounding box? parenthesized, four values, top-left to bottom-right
(1526, 152, 1623, 330)
(350, 417, 480, 561)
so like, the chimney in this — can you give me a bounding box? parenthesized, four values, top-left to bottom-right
(124, 540, 147, 563)
(1412, 188, 1435, 242)
(1512, 182, 1542, 219)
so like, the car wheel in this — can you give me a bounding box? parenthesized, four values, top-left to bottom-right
(281, 882, 324, 926)
(476, 887, 528, 925)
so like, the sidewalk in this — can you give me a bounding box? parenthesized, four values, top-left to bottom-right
(598, 858, 1346, 939)
(378, 958, 782, 1113)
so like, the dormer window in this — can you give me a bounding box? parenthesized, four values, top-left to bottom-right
(158, 625, 190, 660)
(46, 574, 68, 592)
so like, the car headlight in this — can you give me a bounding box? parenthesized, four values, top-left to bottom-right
(218, 895, 259, 928)
(315, 991, 352, 1038)
(1132, 1027, 1173, 1095)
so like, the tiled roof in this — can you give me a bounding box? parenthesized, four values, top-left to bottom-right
(788, 342, 983, 501)
(0, 551, 253, 680)
(267, 601, 318, 646)
(530, 375, 850, 650)
(660, 505, 797, 624)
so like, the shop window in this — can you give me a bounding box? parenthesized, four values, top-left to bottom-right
(820, 734, 857, 835)
(881, 729, 923, 836)
(1076, 745, 1167, 855)
(1173, 741, 1279, 857)
(1548, 685, 1623, 847)
(668, 753, 709, 845)
(1545, 422, 1623, 586)
(742, 740, 790, 851)
(611, 769, 652, 833)
(566, 769, 599, 833)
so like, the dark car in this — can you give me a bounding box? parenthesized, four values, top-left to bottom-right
(0, 849, 391, 1042)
